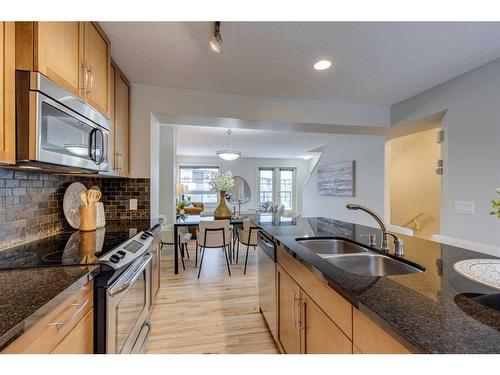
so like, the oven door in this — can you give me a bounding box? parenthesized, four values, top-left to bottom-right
(33, 91, 109, 171)
(106, 253, 152, 354)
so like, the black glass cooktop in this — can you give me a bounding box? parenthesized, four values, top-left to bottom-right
(0, 228, 135, 270)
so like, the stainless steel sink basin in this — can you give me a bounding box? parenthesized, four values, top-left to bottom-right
(324, 253, 423, 277)
(296, 238, 369, 256)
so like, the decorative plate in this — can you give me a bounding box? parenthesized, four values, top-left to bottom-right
(63, 182, 87, 229)
(454, 259, 500, 291)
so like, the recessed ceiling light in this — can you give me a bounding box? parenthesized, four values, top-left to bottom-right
(313, 60, 332, 71)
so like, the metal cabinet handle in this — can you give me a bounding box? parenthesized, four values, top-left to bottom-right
(81, 63, 88, 93)
(48, 299, 89, 330)
(298, 299, 305, 331)
(293, 295, 300, 329)
(85, 64, 93, 95)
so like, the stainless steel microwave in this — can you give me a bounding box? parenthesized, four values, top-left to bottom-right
(15, 71, 110, 173)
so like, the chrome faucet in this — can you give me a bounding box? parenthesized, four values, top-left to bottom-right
(346, 203, 404, 256)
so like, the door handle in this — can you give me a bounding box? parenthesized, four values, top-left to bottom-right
(298, 299, 305, 331)
(85, 64, 93, 95)
(88, 128, 97, 162)
(81, 62, 88, 94)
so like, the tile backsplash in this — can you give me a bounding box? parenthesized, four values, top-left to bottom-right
(0, 168, 150, 251)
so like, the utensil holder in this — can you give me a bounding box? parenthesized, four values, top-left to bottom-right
(79, 204, 96, 232)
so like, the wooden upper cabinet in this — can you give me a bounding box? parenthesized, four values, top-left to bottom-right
(301, 293, 352, 354)
(277, 265, 301, 354)
(114, 68, 130, 177)
(35, 22, 82, 96)
(82, 22, 110, 117)
(15, 21, 111, 118)
(0, 22, 15, 164)
(108, 61, 116, 172)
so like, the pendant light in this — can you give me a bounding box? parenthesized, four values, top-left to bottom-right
(217, 129, 241, 161)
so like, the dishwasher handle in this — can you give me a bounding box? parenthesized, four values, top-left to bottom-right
(257, 231, 276, 261)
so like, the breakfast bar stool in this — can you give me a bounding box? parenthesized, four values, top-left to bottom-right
(196, 220, 232, 278)
(237, 219, 259, 274)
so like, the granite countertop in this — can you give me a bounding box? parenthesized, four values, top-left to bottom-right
(257, 216, 500, 354)
(0, 265, 99, 351)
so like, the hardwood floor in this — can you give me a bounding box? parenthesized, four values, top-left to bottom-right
(145, 241, 279, 354)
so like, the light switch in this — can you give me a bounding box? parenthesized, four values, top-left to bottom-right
(454, 201, 474, 215)
(129, 199, 138, 210)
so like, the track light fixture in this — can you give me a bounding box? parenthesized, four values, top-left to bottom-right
(209, 21, 222, 54)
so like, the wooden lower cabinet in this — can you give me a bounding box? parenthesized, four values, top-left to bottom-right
(275, 245, 413, 354)
(2, 281, 94, 354)
(277, 265, 352, 354)
(301, 294, 352, 354)
(352, 309, 410, 354)
(51, 309, 93, 354)
(277, 265, 301, 353)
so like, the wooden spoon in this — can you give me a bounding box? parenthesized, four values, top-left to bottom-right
(80, 192, 88, 207)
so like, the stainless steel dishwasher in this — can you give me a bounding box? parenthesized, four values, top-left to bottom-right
(257, 230, 277, 341)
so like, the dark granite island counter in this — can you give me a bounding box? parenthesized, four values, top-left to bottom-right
(256, 216, 500, 354)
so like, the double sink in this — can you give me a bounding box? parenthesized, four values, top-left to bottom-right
(296, 237, 424, 277)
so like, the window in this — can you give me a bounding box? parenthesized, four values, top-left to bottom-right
(259, 168, 274, 204)
(179, 166, 219, 205)
(258, 167, 296, 210)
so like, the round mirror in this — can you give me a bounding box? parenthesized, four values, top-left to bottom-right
(226, 176, 251, 204)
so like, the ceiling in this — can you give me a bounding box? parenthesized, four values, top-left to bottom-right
(175, 126, 335, 159)
(100, 22, 500, 105)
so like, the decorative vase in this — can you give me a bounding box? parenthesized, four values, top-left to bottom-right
(214, 191, 231, 220)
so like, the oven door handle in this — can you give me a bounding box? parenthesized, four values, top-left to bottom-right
(108, 253, 152, 297)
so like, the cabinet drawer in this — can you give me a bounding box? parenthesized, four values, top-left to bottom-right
(51, 308, 93, 354)
(3, 281, 93, 354)
(353, 309, 410, 354)
(277, 246, 352, 338)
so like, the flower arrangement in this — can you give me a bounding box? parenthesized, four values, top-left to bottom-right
(490, 188, 500, 218)
(208, 171, 234, 192)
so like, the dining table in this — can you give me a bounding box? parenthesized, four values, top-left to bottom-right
(173, 213, 279, 274)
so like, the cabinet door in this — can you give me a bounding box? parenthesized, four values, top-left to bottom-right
(109, 61, 117, 173)
(114, 70, 130, 176)
(0, 22, 15, 164)
(277, 265, 301, 354)
(301, 293, 352, 354)
(51, 309, 94, 354)
(35, 22, 81, 96)
(83, 22, 110, 117)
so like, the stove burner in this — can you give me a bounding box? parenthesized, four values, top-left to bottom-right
(42, 251, 64, 263)
(0, 252, 37, 265)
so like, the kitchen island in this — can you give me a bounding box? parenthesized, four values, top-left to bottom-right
(256, 216, 500, 354)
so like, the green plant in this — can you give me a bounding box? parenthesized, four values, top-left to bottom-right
(177, 201, 185, 209)
(490, 188, 500, 218)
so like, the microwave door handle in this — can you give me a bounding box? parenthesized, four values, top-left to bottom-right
(88, 128, 97, 162)
(96, 128, 105, 165)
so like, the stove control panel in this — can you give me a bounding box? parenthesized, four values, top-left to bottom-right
(99, 231, 154, 270)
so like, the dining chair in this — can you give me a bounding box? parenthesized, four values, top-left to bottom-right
(160, 224, 191, 271)
(196, 220, 232, 278)
(237, 219, 260, 274)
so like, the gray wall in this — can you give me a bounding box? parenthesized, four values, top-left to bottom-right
(302, 135, 386, 227)
(392, 58, 500, 246)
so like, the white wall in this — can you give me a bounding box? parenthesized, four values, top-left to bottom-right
(158, 126, 176, 224)
(176, 155, 310, 214)
(392, 58, 500, 246)
(131, 84, 390, 178)
(302, 135, 386, 227)
(149, 115, 160, 218)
